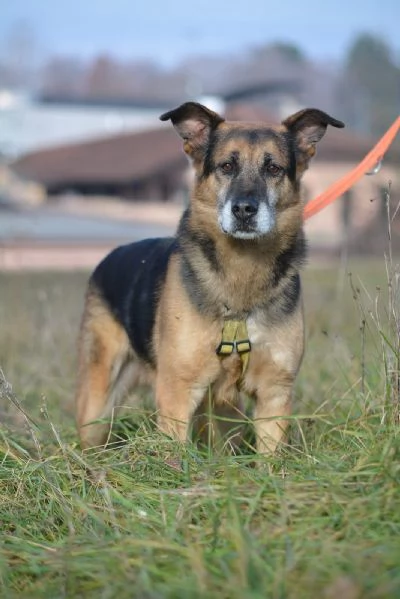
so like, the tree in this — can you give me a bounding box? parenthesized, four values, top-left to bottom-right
(269, 42, 306, 63)
(1, 20, 40, 89)
(345, 34, 400, 136)
(41, 57, 86, 98)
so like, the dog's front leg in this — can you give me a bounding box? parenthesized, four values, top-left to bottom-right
(246, 309, 304, 454)
(155, 374, 206, 442)
(253, 382, 293, 454)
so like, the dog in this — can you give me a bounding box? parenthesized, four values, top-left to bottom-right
(75, 101, 344, 453)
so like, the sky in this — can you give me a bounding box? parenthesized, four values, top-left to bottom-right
(1, 0, 399, 68)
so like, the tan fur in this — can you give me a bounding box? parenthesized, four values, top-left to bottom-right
(153, 255, 222, 439)
(75, 102, 343, 453)
(76, 140, 302, 452)
(76, 254, 303, 452)
(76, 289, 154, 448)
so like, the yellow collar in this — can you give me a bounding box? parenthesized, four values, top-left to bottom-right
(216, 319, 251, 376)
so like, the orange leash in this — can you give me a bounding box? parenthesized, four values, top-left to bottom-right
(304, 116, 400, 220)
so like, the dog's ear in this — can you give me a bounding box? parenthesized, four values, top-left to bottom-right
(283, 108, 344, 165)
(160, 102, 224, 163)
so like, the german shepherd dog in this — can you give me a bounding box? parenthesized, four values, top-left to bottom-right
(75, 102, 344, 453)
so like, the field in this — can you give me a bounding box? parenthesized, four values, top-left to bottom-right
(0, 257, 399, 598)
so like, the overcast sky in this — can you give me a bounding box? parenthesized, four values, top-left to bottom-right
(1, 0, 399, 67)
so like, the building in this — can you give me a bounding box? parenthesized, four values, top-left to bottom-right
(0, 91, 162, 158)
(10, 126, 187, 200)
(9, 101, 400, 253)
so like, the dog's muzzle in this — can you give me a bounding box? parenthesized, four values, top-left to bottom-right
(219, 197, 275, 239)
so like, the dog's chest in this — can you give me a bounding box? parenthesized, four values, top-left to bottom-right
(245, 309, 304, 376)
(213, 315, 268, 391)
(245, 313, 292, 368)
(246, 314, 269, 346)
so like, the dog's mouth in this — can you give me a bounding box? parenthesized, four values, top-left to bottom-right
(218, 199, 275, 240)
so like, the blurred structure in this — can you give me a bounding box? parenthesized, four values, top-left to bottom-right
(1, 33, 399, 264)
(0, 91, 162, 158)
(10, 127, 186, 200)
(7, 98, 399, 255)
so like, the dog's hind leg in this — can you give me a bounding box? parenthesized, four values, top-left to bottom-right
(75, 292, 132, 449)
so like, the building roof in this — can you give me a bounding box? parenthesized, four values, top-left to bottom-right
(11, 126, 185, 188)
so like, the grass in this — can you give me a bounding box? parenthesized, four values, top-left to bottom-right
(0, 254, 399, 598)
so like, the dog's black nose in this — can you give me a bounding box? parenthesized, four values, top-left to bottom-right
(231, 198, 258, 220)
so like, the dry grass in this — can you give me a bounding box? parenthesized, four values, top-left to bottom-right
(0, 253, 399, 598)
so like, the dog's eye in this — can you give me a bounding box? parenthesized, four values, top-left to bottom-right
(266, 163, 282, 176)
(220, 162, 234, 174)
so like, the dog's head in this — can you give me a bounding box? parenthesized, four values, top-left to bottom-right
(161, 102, 344, 240)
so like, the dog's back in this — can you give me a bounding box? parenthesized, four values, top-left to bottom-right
(90, 238, 177, 363)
